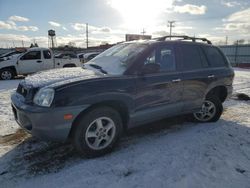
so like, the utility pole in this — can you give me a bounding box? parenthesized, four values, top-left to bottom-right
(141, 28, 146, 35)
(226, 36, 228, 45)
(168, 21, 175, 40)
(235, 40, 239, 67)
(22, 40, 24, 48)
(86, 23, 89, 49)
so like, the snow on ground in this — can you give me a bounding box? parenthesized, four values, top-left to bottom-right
(233, 68, 250, 95)
(0, 79, 20, 136)
(0, 68, 249, 188)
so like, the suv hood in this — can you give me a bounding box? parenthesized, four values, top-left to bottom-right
(21, 67, 103, 88)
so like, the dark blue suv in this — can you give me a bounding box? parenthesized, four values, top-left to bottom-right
(11, 36, 234, 157)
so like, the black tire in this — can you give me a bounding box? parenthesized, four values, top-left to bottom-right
(0, 69, 15, 80)
(71, 106, 123, 158)
(192, 95, 223, 122)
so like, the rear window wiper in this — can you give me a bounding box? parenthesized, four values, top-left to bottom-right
(88, 64, 108, 74)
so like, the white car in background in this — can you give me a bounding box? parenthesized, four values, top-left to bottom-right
(0, 50, 24, 62)
(83, 52, 100, 63)
(0, 47, 82, 80)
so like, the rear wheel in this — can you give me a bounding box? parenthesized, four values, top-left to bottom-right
(71, 106, 123, 157)
(193, 95, 223, 122)
(0, 69, 14, 80)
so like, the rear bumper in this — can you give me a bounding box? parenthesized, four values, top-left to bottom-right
(11, 93, 89, 142)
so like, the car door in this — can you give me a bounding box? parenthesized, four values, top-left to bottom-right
(132, 44, 183, 125)
(41, 50, 53, 71)
(17, 50, 42, 74)
(177, 43, 213, 112)
(201, 46, 233, 83)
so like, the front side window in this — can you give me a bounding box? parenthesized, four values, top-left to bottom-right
(43, 50, 52, 59)
(143, 46, 176, 72)
(144, 50, 156, 65)
(69, 53, 77, 58)
(22, 51, 41, 60)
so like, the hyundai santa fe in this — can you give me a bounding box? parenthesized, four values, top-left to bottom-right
(11, 36, 234, 157)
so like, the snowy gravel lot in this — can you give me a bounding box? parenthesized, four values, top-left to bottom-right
(0, 69, 250, 188)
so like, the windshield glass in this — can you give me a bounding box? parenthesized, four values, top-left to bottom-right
(85, 43, 147, 75)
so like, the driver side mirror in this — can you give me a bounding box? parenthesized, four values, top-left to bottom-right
(140, 63, 160, 75)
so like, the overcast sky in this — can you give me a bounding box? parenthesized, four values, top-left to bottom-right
(0, 0, 249, 48)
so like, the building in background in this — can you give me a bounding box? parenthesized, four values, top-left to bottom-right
(125, 34, 152, 41)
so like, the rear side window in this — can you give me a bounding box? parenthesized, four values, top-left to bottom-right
(180, 45, 203, 70)
(159, 47, 175, 71)
(43, 50, 52, 59)
(203, 46, 226, 67)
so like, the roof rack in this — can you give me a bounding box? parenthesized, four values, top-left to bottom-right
(154, 35, 212, 44)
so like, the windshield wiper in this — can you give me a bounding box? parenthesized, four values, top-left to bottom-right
(88, 64, 108, 74)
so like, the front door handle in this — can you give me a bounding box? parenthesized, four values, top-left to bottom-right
(172, 79, 181, 83)
(36, 60, 42, 63)
(208, 75, 215, 78)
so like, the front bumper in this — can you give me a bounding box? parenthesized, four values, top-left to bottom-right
(11, 93, 89, 142)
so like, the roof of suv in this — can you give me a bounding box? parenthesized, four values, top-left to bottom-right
(125, 35, 213, 47)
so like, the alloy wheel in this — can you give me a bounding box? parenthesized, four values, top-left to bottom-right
(85, 117, 116, 150)
(1, 70, 12, 80)
(194, 100, 216, 122)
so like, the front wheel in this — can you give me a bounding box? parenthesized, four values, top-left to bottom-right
(193, 95, 223, 122)
(0, 69, 14, 80)
(71, 106, 123, 157)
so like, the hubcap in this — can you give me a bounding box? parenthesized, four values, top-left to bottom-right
(1, 71, 12, 80)
(85, 117, 116, 150)
(194, 100, 216, 122)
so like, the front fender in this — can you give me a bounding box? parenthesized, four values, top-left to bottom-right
(0, 59, 17, 69)
(53, 77, 136, 114)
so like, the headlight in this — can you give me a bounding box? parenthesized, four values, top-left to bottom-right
(33, 88, 55, 107)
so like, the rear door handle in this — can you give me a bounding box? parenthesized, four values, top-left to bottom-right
(36, 60, 42, 63)
(208, 75, 215, 78)
(172, 79, 181, 82)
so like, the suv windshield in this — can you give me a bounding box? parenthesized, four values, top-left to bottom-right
(85, 43, 147, 75)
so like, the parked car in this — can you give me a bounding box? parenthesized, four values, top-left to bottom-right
(0, 50, 24, 62)
(83, 52, 100, 63)
(0, 47, 81, 80)
(54, 52, 77, 59)
(11, 36, 234, 157)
